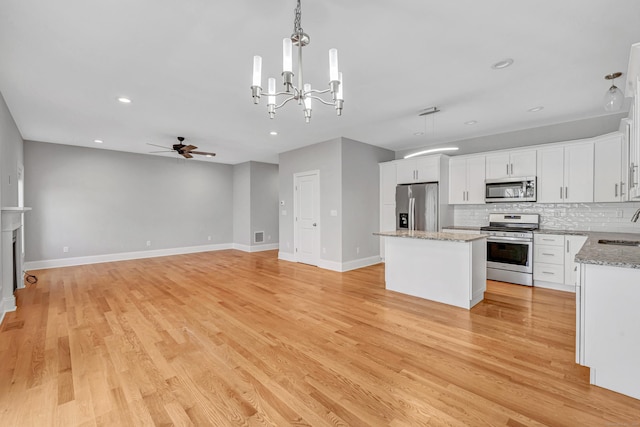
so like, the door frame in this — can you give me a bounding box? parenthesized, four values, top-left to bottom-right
(293, 170, 320, 266)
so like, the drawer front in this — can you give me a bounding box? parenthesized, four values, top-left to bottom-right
(534, 234, 564, 246)
(534, 245, 564, 265)
(533, 262, 564, 284)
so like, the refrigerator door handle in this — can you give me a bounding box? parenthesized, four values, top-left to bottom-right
(409, 197, 415, 230)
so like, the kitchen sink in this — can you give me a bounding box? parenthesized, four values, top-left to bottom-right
(598, 239, 640, 247)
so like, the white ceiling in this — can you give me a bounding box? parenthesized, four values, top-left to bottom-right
(1, 0, 639, 165)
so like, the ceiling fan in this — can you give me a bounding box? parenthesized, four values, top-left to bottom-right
(147, 136, 216, 159)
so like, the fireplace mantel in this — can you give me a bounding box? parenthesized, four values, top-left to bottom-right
(1, 207, 31, 323)
(2, 207, 32, 231)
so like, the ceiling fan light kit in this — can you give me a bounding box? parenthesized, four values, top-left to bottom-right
(251, 0, 344, 123)
(603, 72, 624, 112)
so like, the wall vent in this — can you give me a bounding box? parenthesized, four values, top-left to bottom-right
(254, 231, 264, 243)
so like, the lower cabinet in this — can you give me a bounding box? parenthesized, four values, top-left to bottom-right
(533, 233, 587, 292)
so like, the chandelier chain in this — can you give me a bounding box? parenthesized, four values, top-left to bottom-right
(293, 0, 303, 34)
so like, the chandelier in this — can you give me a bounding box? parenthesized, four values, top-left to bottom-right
(251, 0, 344, 123)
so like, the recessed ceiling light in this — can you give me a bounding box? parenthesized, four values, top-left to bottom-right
(413, 131, 425, 136)
(491, 58, 514, 70)
(205, 154, 213, 158)
(117, 97, 132, 104)
(269, 131, 278, 136)
(464, 120, 478, 125)
(404, 147, 459, 159)
(528, 106, 544, 112)
(94, 139, 103, 144)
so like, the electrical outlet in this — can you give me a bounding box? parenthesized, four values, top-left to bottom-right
(282, 210, 287, 216)
(322, 247, 326, 254)
(146, 241, 151, 247)
(207, 235, 212, 241)
(356, 246, 360, 254)
(63, 246, 69, 253)
(267, 235, 271, 241)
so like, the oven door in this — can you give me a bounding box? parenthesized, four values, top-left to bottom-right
(486, 236, 533, 273)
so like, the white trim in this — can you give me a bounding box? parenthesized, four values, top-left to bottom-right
(278, 251, 296, 262)
(0, 296, 17, 325)
(317, 259, 343, 272)
(233, 243, 279, 253)
(319, 256, 382, 272)
(340, 256, 382, 272)
(24, 243, 233, 271)
(533, 280, 575, 293)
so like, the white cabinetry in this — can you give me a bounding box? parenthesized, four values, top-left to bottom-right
(449, 155, 485, 204)
(628, 75, 640, 199)
(396, 156, 440, 184)
(485, 149, 536, 180)
(577, 262, 640, 400)
(533, 233, 587, 292)
(594, 132, 626, 202)
(536, 141, 594, 203)
(379, 162, 397, 259)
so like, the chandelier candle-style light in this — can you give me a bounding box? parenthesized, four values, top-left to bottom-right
(251, 0, 344, 123)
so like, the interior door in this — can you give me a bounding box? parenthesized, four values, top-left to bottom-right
(294, 171, 320, 266)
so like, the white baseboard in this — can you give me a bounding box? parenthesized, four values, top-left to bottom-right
(340, 256, 383, 272)
(233, 243, 279, 253)
(318, 256, 383, 272)
(24, 243, 234, 271)
(0, 296, 17, 325)
(533, 280, 575, 293)
(278, 251, 296, 262)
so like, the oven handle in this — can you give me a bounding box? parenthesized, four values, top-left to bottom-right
(487, 236, 532, 244)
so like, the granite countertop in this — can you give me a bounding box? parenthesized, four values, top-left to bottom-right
(374, 230, 486, 242)
(534, 229, 640, 269)
(441, 225, 483, 232)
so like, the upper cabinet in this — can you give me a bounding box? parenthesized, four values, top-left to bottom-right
(449, 155, 486, 204)
(380, 161, 397, 205)
(537, 141, 594, 203)
(594, 132, 626, 202)
(485, 149, 536, 180)
(396, 156, 440, 184)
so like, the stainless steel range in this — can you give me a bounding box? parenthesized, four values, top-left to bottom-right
(480, 213, 540, 286)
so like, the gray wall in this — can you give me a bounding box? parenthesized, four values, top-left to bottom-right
(341, 138, 394, 262)
(278, 137, 394, 266)
(24, 141, 233, 262)
(249, 162, 278, 246)
(233, 162, 251, 246)
(396, 113, 628, 159)
(279, 138, 342, 262)
(0, 92, 23, 207)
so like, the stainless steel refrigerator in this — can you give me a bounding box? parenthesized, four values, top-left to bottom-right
(395, 183, 438, 231)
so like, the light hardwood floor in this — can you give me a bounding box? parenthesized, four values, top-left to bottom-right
(1, 250, 639, 426)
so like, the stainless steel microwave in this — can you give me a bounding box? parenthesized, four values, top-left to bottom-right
(485, 177, 536, 203)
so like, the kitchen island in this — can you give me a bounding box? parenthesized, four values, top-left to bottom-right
(574, 232, 640, 400)
(375, 230, 487, 309)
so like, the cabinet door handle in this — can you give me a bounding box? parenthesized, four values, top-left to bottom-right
(566, 240, 570, 253)
(615, 183, 619, 198)
(560, 187, 563, 199)
(506, 164, 509, 176)
(510, 163, 513, 175)
(542, 253, 555, 256)
(565, 187, 568, 199)
(542, 238, 554, 241)
(620, 181, 625, 197)
(543, 271, 555, 275)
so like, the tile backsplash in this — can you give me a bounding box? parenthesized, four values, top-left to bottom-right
(454, 202, 640, 233)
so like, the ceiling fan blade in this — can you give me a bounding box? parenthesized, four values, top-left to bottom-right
(191, 151, 216, 157)
(147, 143, 172, 149)
(181, 152, 193, 159)
(182, 145, 198, 152)
(149, 150, 174, 153)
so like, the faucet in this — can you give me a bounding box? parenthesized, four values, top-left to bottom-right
(632, 208, 640, 223)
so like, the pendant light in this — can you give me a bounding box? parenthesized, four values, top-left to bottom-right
(603, 72, 624, 112)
